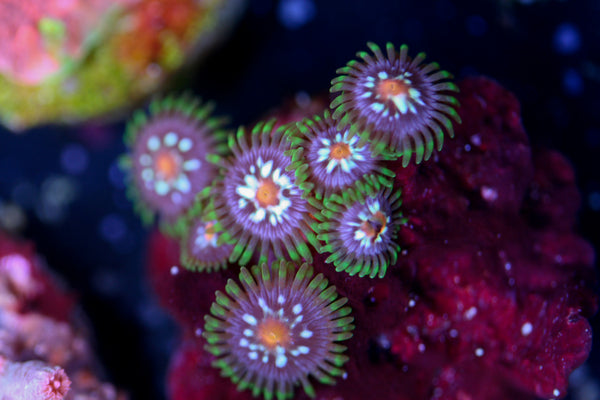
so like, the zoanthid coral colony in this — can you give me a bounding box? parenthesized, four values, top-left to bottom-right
(314, 184, 405, 279)
(179, 198, 233, 272)
(121, 95, 228, 232)
(203, 261, 354, 400)
(206, 121, 318, 266)
(285, 110, 396, 205)
(330, 42, 460, 166)
(122, 42, 460, 398)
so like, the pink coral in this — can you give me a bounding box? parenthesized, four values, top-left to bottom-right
(0, 233, 126, 400)
(0, 357, 71, 400)
(0, 0, 112, 85)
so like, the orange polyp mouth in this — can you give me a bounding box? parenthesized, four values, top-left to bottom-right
(204, 222, 216, 242)
(377, 78, 409, 100)
(330, 142, 352, 160)
(155, 150, 181, 181)
(258, 318, 291, 349)
(256, 178, 280, 208)
(360, 211, 387, 241)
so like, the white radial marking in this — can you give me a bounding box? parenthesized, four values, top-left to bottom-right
(243, 329, 254, 337)
(140, 154, 152, 166)
(183, 159, 201, 171)
(147, 136, 160, 151)
(164, 132, 178, 147)
(250, 208, 266, 223)
(237, 186, 256, 199)
(275, 346, 287, 368)
(391, 95, 409, 114)
(368, 201, 380, 215)
(260, 159, 273, 178)
(141, 168, 154, 182)
(292, 304, 302, 314)
(317, 148, 330, 160)
(370, 103, 385, 113)
(242, 314, 258, 326)
(155, 181, 169, 196)
(300, 330, 313, 338)
(175, 175, 191, 193)
(178, 138, 193, 152)
(258, 298, 273, 314)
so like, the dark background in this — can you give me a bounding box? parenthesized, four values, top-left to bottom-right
(0, 0, 598, 399)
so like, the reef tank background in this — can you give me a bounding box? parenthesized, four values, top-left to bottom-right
(0, 0, 599, 399)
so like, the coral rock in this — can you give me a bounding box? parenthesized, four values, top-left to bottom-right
(149, 77, 596, 400)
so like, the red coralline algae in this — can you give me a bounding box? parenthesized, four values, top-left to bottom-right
(0, 232, 75, 321)
(146, 77, 596, 400)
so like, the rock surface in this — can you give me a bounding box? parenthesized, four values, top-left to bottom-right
(147, 78, 596, 400)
